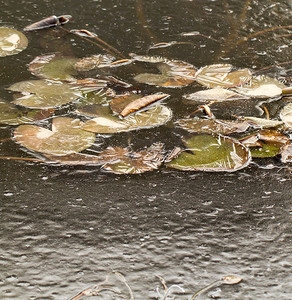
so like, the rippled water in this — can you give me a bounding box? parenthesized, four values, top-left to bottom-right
(1, 0, 292, 299)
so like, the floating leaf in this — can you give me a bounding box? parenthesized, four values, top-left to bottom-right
(281, 144, 292, 163)
(28, 54, 79, 81)
(0, 27, 28, 57)
(234, 75, 285, 98)
(74, 54, 116, 71)
(195, 64, 252, 88)
(167, 134, 251, 172)
(222, 275, 242, 285)
(176, 118, 250, 135)
(250, 142, 282, 158)
(81, 104, 172, 133)
(184, 88, 247, 102)
(129, 53, 167, 63)
(280, 103, 292, 128)
(24, 15, 72, 31)
(244, 116, 283, 128)
(101, 143, 165, 174)
(8, 80, 82, 108)
(119, 93, 169, 117)
(0, 99, 54, 125)
(14, 117, 95, 155)
(110, 93, 141, 114)
(133, 57, 196, 87)
(258, 129, 290, 145)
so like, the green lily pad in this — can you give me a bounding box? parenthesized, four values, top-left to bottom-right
(250, 142, 282, 158)
(0, 27, 28, 57)
(101, 143, 165, 174)
(280, 103, 292, 128)
(0, 99, 54, 125)
(167, 134, 251, 172)
(195, 64, 252, 88)
(176, 118, 250, 135)
(133, 57, 196, 87)
(184, 88, 247, 102)
(81, 104, 172, 133)
(233, 75, 285, 98)
(28, 54, 79, 81)
(8, 80, 82, 108)
(14, 117, 96, 155)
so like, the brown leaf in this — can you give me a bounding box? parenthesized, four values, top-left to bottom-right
(24, 15, 71, 31)
(120, 93, 170, 117)
(258, 129, 290, 145)
(110, 93, 141, 115)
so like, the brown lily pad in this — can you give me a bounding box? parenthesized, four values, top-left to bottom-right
(195, 64, 252, 88)
(14, 117, 95, 155)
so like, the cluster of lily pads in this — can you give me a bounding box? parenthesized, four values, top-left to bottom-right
(0, 19, 292, 174)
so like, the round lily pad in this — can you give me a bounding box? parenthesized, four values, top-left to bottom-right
(0, 27, 28, 57)
(8, 80, 82, 108)
(280, 103, 292, 128)
(81, 104, 172, 133)
(14, 117, 96, 155)
(28, 54, 79, 81)
(234, 75, 285, 98)
(166, 134, 251, 172)
(250, 142, 282, 158)
(195, 64, 252, 88)
(184, 88, 247, 102)
(134, 58, 196, 88)
(176, 118, 250, 135)
(0, 99, 53, 125)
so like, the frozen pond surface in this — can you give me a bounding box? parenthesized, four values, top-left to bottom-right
(1, 0, 292, 299)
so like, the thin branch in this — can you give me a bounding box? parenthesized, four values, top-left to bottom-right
(0, 156, 44, 162)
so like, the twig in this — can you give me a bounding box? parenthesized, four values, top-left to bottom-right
(262, 105, 270, 120)
(60, 27, 125, 59)
(0, 156, 44, 162)
(0, 138, 12, 142)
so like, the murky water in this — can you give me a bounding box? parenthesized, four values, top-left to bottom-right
(1, 0, 292, 299)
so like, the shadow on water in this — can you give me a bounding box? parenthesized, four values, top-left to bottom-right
(1, 0, 292, 299)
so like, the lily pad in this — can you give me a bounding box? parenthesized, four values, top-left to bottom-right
(74, 54, 116, 72)
(28, 54, 79, 81)
(250, 142, 282, 158)
(184, 88, 247, 102)
(14, 117, 95, 155)
(234, 75, 285, 98)
(244, 116, 284, 128)
(195, 64, 252, 88)
(281, 144, 292, 163)
(134, 58, 196, 87)
(0, 99, 54, 125)
(166, 134, 251, 172)
(0, 27, 28, 57)
(81, 104, 172, 133)
(176, 118, 250, 135)
(280, 103, 292, 128)
(101, 143, 165, 174)
(8, 80, 82, 108)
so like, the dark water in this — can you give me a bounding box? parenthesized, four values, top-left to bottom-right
(1, 1, 292, 299)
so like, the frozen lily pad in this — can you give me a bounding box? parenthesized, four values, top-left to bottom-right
(280, 103, 292, 128)
(167, 134, 251, 172)
(195, 64, 252, 88)
(134, 58, 196, 87)
(101, 143, 165, 174)
(81, 104, 172, 133)
(74, 54, 115, 71)
(14, 117, 95, 155)
(28, 54, 79, 81)
(281, 144, 292, 163)
(234, 75, 285, 98)
(184, 88, 247, 102)
(0, 27, 28, 57)
(176, 118, 250, 135)
(244, 116, 284, 128)
(8, 80, 82, 108)
(0, 99, 54, 125)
